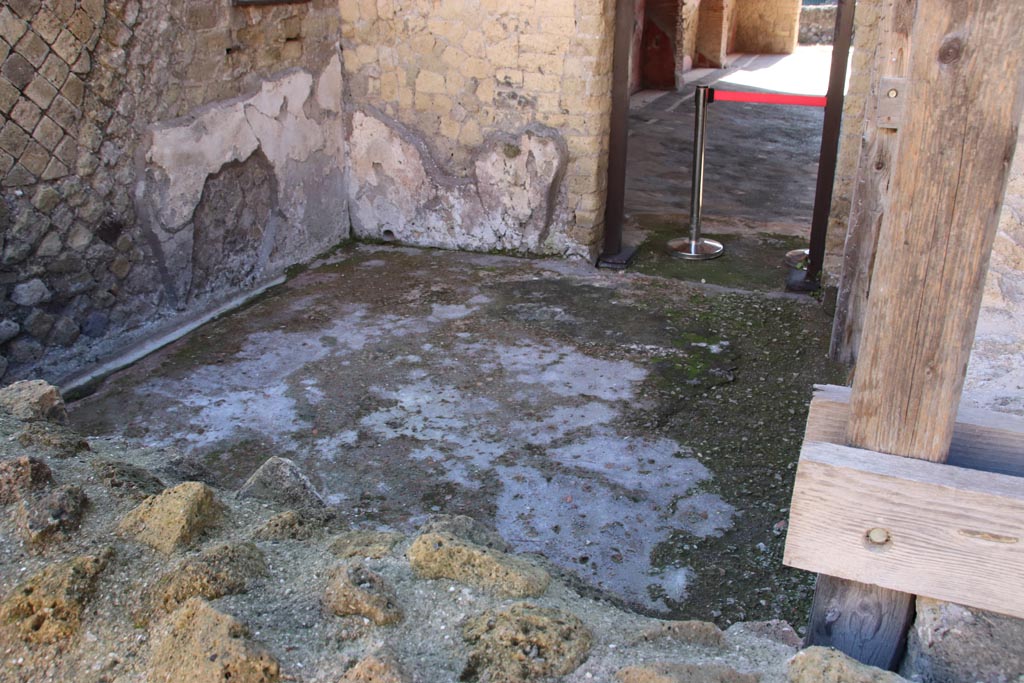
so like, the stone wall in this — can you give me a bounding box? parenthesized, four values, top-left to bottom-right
(339, 0, 615, 259)
(732, 0, 801, 54)
(694, 0, 734, 67)
(1, 0, 348, 384)
(677, 0, 799, 75)
(798, 4, 836, 45)
(676, 0, 700, 80)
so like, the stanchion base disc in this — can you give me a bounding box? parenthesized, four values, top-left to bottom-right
(667, 237, 725, 260)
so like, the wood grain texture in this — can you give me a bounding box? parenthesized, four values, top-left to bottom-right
(805, 385, 1024, 477)
(847, 0, 1024, 461)
(786, 441, 1024, 619)
(830, 0, 917, 365)
(804, 577, 914, 670)
(809, 0, 1024, 664)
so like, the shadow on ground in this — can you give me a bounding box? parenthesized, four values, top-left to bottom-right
(70, 244, 846, 627)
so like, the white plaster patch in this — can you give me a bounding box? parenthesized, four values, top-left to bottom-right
(429, 304, 476, 321)
(312, 430, 360, 463)
(147, 71, 326, 230)
(494, 341, 648, 400)
(508, 403, 619, 446)
(346, 111, 587, 256)
(316, 54, 344, 113)
(142, 64, 348, 305)
(123, 306, 429, 451)
(146, 101, 259, 230)
(351, 337, 734, 612)
(493, 458, 727, 613)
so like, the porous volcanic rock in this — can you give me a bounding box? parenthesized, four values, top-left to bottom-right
(407, 531, 550, 598)
(0, 456, 53, 504)
(149, 598, 280, 683)
(0, 550, 110, 643)
(420, 513, 510, 552)
(900, 597, 1024, 683)
(329, 530, 405, 559)
(324, 562, 403, 626)
(238, 456, 326, 510)
(0, 380, 68, 422)
(728, 620, 803, 648)
(253, 509, 319, 541)
(149, 542, 267, 616)
(15, 484, 88, 546)
(788, 647, 908, 683)
(91, 458, 166, 500)
(340, 652, 409, 682)
(461, 602, 593, 682)
(15, 422, 90, 457)
(635, 620, 727, 648)
(118, 481, 219, 554)
(617, 662, 761, 683)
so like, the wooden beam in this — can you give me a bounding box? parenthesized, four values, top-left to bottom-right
(846, 0, 1024, 461)
(804, 0, 1024, 668)
(829, 0, 916, 364)
(786, 441, 1024, 620)
(804, 385, 1024, 478)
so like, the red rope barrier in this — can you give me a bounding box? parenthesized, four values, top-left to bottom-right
(711, 89, 827, 108)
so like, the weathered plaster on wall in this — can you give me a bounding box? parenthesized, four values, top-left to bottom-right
(676, 0, 700, 82)
(1, 0, 347, 384)
(338, 0, 615, 259)
(348, 109, 569, 254)
(140, 65, 347, 307)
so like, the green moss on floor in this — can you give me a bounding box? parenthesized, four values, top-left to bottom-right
(640, 289, 848, 625)
(631, 214, 808, 292)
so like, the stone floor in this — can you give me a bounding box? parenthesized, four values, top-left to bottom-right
(69, 245, 846, 628)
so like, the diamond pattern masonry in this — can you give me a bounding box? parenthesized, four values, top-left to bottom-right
(0, 0, 104, 186)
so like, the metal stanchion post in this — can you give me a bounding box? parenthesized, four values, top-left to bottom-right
(668, 85, 724, 260)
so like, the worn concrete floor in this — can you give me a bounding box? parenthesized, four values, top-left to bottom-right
(70, 245, 846, 627)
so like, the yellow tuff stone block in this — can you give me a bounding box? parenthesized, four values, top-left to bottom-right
(415, 70, 446, 94)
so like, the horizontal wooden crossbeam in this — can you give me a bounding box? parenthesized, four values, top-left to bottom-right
(802, 384, 1024, 477)
(784, 385, 1024, 619)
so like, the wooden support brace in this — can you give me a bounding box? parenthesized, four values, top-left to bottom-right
(785, 387, 1024, 619)
(804, 0, 1024, 667)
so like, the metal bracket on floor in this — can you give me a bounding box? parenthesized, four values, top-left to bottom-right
(597, 245, 639, 270)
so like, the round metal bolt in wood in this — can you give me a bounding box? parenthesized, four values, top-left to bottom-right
(867, 527, 891, 546)
(887, 88, 899, 98)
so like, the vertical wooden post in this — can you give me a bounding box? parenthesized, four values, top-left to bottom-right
(806, 0, 1024, 668)
(829, 0, 917, 363)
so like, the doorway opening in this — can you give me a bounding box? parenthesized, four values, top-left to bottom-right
(609, 0, 845, 292)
